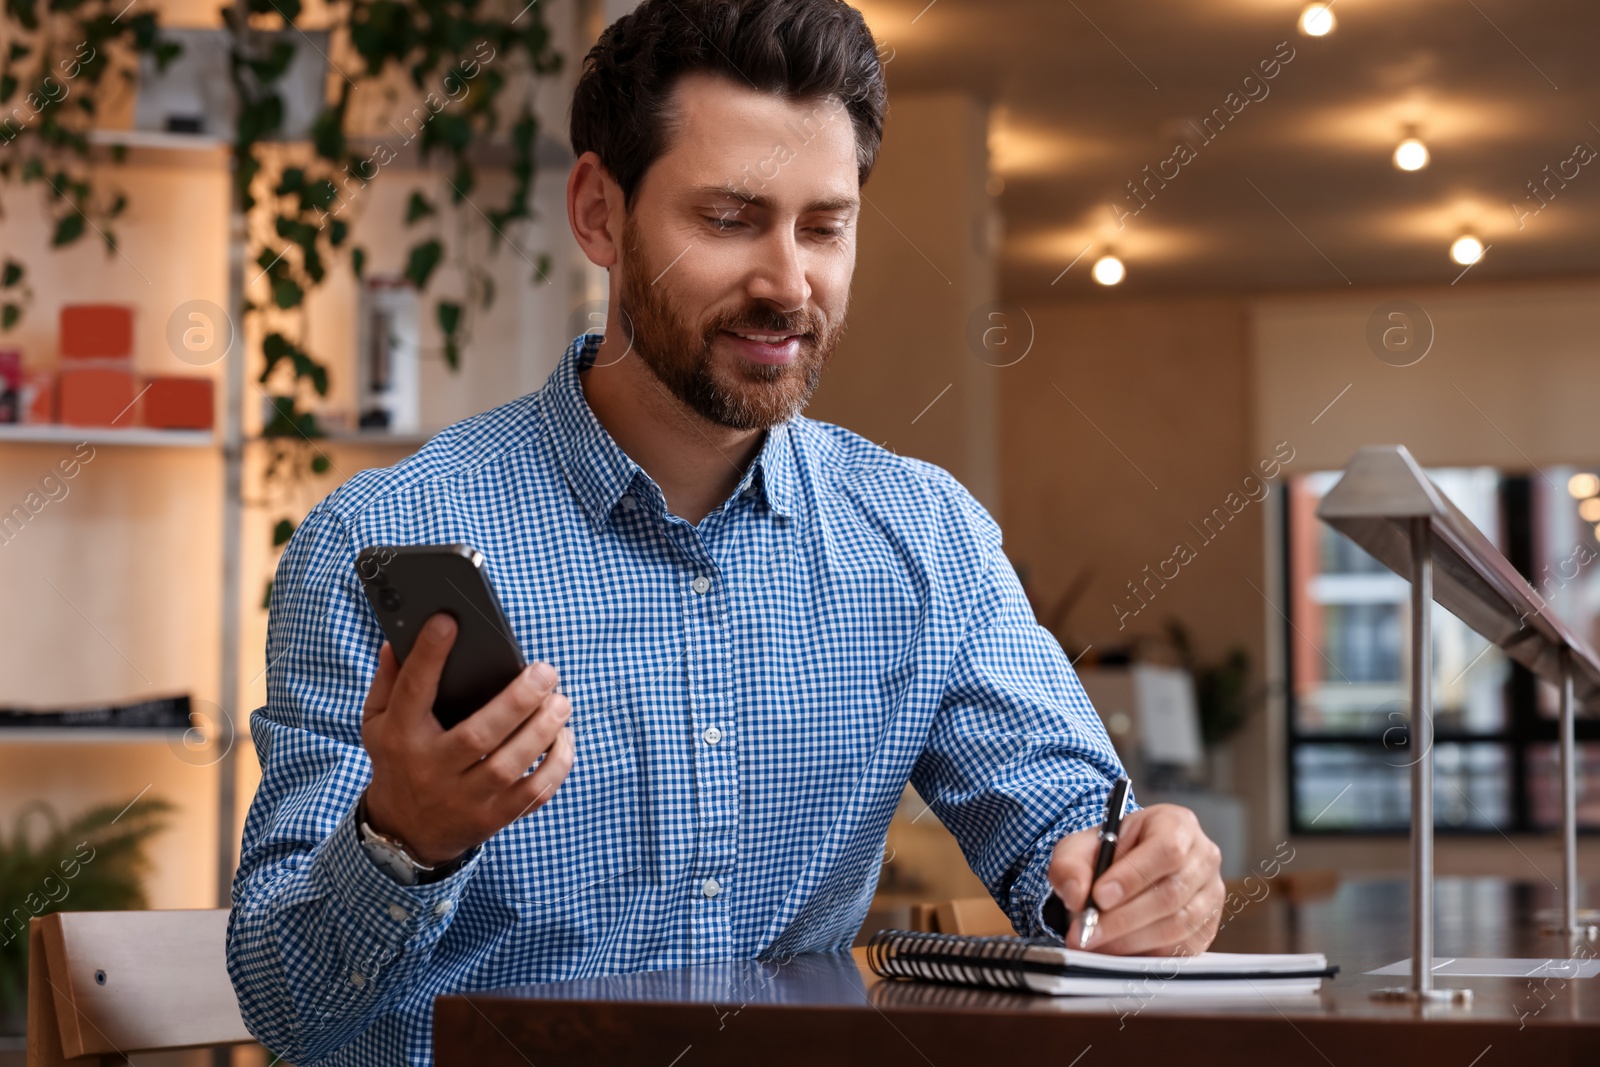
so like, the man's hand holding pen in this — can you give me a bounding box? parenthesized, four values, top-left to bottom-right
(1047, 798, 1226, 957)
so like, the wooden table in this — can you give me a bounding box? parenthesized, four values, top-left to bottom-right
(435, 878, 1600, 1065)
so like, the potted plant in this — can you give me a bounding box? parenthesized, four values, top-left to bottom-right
(0, 795, 173, 1035)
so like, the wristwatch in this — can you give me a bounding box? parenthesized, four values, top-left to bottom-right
(356, 792, 475, 886)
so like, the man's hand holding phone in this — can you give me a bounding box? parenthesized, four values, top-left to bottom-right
(359, 612, 575, 867)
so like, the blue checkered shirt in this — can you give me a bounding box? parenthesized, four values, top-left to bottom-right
(227, 332, 1128, 1065)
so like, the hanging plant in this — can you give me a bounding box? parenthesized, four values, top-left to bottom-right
(0, 0, 182, 330)
(228, 0, 563, 607)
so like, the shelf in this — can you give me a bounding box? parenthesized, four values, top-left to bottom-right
(0, 728, 195, 743)
(88, 128, 229, 152)
(0, 424, 215, 447)
(0, 425, 438, 449)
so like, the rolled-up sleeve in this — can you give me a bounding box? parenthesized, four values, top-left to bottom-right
(910, 535, 1134, 942)
(225, 503, 484, 1064)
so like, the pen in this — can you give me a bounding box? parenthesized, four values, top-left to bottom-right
(1078, 775, 1132, 949)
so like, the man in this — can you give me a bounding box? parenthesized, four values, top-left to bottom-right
(227, 0, 1224, 1062)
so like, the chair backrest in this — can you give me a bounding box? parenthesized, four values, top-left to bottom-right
(28, 909, 254, 1066)
(910, 895, 1014, 936)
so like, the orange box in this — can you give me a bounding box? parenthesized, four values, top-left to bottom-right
(140, 375, 214, 429)
(59, 365, 137, 427)
(21, 368, 56, 423)
(61, 304, 134, 360)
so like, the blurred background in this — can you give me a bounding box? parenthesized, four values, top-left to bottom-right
(3, 0, 1600, 1055)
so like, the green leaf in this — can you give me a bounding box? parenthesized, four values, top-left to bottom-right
(310, 453, 331, 474)
(329, 219, 349, 247)
(1, 303, 19, 330)
(274, 168, 306, 196)
(303, 244, 324, 284)
(51, 213, 85, 247)
(272, 518, 295, 547)
(0, 75, 17, 103)
(303, 178, 337, 211)
(274, 215, 318, 249)
(351, 246, 366, 279)
(443, 338, 459, 371)
(260, 579, 274, 609)
(405, 191, 434, 224)
(271, 276, 303, 310)
(448, 158, 473, 202)
(311, 106, 345, 161)
(153, 40, 183, 73)
(403, 239, 442, 289)
(1, 260, 22, 288)
(436, 300, 461, 339)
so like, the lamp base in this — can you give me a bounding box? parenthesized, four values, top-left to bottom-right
(1370, 986, 1473, 1005)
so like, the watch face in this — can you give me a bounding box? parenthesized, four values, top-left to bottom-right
(360, 825, 420, 886)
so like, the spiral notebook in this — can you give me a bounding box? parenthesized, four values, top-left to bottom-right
(865, 930, 1337, 997)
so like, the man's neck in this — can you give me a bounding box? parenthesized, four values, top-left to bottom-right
(579, 355, 764, 526)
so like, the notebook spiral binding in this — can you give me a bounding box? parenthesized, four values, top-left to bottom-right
(865, 930, 1035, 991)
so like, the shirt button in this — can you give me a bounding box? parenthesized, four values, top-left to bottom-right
(620, 495, 637, 511)
(349, 971, 367, 989)
(433, 899, 453, 918)
(386, 903, 408, 922)
(703, 725, 722, 745)
(691, 575, 711, 595)
(702, 878, 722, 899)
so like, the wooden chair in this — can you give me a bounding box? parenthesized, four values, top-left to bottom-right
(27, 909, 257, 1066)
(908, 895, 1014, 936)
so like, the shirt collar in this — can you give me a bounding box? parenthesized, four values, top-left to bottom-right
(542, 332, 796, 528)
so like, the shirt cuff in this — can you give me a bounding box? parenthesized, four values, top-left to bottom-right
(1012, 779, 1140, 943)
(311, 795, 485, 955)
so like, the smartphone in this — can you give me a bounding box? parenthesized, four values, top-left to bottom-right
(355, 543, 527, 729)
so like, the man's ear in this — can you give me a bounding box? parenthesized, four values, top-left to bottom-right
(567, 150, 625, 269)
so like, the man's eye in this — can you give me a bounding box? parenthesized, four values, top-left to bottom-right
(705, 215, 743, 231)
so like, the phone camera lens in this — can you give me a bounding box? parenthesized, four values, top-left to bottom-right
(379, 587, 403, 612)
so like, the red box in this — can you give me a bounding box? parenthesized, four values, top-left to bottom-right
(61, 304, 134, 360)
(59, 365, 137, 427)
(140, 375, 214, 429)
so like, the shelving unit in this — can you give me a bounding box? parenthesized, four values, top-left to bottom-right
(0, 132, 484, 912)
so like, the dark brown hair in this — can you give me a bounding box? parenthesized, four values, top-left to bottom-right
(569, 0, 888, 210)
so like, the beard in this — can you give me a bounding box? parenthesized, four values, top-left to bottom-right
(615, 213, 845, 430)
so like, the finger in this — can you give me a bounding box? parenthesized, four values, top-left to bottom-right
(1085, 860, 1209, 951)
(388, 612, 458, 733)
(1094, 873, 1224, 956)
(362, 640, 400, 722)
(468, 688, 572, 790)
(496, 725, 575, 824)
(1087, 808, 1193, 915)
(439, 661, 560, 769)
(1046, 824, 1103, 914)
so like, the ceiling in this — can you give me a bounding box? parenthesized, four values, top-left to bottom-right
(853, 0, 1600, 300)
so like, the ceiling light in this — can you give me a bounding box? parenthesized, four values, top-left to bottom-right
(1568, 472, 1600, 499)
(1092, 254, 1125, 286)
(1298, 4, 1335, 37)
(1449, 235, 1484, 266)
(1393, 137, 1429, 171)
(1580, 498, 1600, 523)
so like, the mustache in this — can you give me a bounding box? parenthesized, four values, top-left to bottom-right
(709, 307, 821, 338)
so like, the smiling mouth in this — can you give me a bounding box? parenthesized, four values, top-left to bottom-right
(728, 330, 800, 343)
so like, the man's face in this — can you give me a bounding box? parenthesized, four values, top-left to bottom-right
(614, 71, 860, 430)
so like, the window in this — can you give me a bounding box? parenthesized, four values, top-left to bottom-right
(1284, 466, 1600, 834)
